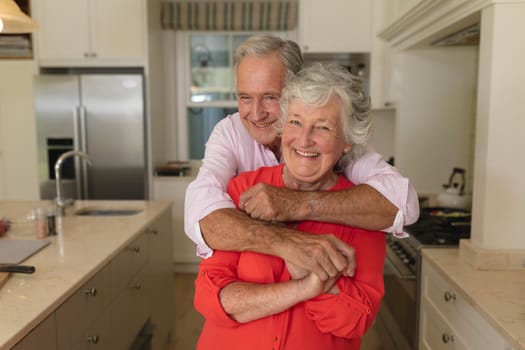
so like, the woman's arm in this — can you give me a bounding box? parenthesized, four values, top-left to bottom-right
(302, 229, 386, 339)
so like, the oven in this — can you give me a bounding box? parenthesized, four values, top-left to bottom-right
(377, 207, 471, 350)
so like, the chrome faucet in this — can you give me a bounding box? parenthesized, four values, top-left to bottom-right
(55, 151, 92, 216)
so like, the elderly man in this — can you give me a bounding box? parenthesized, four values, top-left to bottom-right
(185, 34, 419, 279)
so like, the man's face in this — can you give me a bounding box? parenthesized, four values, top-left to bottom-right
(236, 52, 286, 149)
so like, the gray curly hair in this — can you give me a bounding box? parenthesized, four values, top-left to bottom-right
(279, 63, 372, 171)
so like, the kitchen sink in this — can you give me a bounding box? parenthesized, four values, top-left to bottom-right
(74, 208, 143, 216)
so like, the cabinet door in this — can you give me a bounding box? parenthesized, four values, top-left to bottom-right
(147, 209, 175, 350)
(12, 313, 57, 350)
(36, 0, 91, 61)
(89, 0, 146, 62)
(110, 264, 151, 350)
(36, 0, 146, 66)
(298, 0, 372, 53)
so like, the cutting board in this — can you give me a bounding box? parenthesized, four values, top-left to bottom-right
(0, 239, 50, 289)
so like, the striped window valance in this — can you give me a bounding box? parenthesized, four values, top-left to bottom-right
(161, 0, 298, 31)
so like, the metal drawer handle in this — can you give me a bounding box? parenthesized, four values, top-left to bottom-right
(87, 335, 99, 344)
(84, 287, 97, 296)
(444, 291, 456, 302)
(442, 333, 455, 343)
(148, 228, 158, 235)
(133, 282, 142, 290)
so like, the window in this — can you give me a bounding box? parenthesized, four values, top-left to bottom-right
(173, 31, 293, 160)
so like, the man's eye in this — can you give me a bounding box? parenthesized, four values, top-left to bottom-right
(264, 95, 279, 102)
(289, 120, 301, 126)
(317, 125, 331, 131)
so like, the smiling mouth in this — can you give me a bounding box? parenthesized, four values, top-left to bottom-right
(251, 120, 276, 128)
(295, 149, 319, 158)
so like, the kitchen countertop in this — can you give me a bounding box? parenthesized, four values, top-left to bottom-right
(0, 200, 171, 349)
(422, 247, 525, 350)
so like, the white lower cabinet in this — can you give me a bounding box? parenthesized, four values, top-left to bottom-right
(56, 264, 111, 349)
(419, 258, 516, 350)
(152, 177, 200, 267)
(11, 209, 174, 350)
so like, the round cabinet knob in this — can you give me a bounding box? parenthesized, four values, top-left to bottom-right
(84, 287, 97, 296)
(133, 246, 140, 253)
(133, 282, 142, 290)
(87, 335, 99, 344)
(444, 291, 456, 302)
(148, 228, 158, 235)
(442, 333, 454, 343)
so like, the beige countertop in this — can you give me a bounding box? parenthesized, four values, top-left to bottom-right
(422, 247, 525, 350)
(0, 200, 171, 350)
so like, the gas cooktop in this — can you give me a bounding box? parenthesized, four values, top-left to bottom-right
(404, 207, 471, 246)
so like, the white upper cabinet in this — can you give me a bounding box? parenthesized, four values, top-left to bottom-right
(35, 0, 147, 67)
(298, 0, 372, 53)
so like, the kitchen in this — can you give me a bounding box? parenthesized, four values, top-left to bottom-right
(1, 0, 525, 349)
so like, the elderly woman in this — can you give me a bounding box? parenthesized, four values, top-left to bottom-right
(193, 63, 386, 350)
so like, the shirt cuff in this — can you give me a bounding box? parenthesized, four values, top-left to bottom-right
(194, 222, 214, 258)
(386, 209, 409, 238)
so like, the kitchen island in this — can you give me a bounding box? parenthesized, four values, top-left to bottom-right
(0, 200, 174, 350)
(421, 246, 525, 350)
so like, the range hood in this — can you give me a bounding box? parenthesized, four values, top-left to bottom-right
(431, 23, 480, 47)
(378, 0, 491, 49)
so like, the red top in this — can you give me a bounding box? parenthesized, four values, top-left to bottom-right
(194, 164, 386, 350)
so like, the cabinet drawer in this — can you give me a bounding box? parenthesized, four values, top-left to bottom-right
(419, 299, 468, 350)
(56, 264, 111, 350)
(85, 307, 113, 350)
(421, 261, 509, 349)
(110, 264, 151, 350)
(110, 232, 149, 299)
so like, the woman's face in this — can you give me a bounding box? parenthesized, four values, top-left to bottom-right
(281, 97, 351, 189)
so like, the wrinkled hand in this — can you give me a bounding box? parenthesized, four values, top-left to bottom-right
(240, 183, 302, 222)
(283, 232, 356, 281)
(285, 260, 308, 280)
(301, 272, 340, 299)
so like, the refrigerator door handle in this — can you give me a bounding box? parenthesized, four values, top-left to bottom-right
(78, 105, 89, 199)
(73, 106, 83, 198)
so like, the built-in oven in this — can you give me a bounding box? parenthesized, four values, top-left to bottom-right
(379, 236, 420, 350)
(377, 207, 471, 350)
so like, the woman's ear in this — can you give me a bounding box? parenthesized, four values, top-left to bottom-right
(343, 144, 352, 154)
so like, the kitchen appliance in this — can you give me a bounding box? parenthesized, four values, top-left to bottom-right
(378, 206, 471, 350)
(34, 70, 147, 200)
(436, 167, 472, 210)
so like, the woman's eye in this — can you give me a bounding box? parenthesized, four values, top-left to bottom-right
(289, 120, 301, 126)
(316, 125, 331, 131)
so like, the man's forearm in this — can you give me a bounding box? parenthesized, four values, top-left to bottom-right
(200, 208, 288, 255)
(298, 184, 397, 230)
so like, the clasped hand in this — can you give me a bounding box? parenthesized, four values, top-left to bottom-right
(240, 183, 302, 222)
(240, 183, 356, 280)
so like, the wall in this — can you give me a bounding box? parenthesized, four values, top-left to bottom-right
(393, 46, 478, 195)
(471, 3, 525, 250)
(0, 61, 39, 200)
(369, 109, 396, 163)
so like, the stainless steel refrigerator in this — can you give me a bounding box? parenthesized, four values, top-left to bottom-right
(34, 73, 147, 200)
